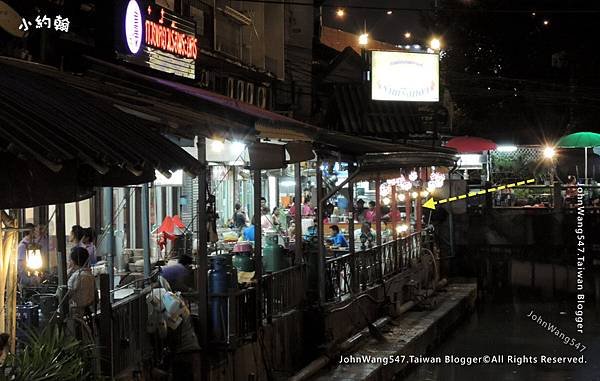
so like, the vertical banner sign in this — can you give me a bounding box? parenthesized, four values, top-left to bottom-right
(371, 51, 439, 102)
(119, 0, 198, 79)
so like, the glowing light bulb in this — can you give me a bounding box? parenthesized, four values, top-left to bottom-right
(396, 224, 409, 234)
(27, 249, 43, 270)
(231, 141, 246, 155)
(430, 37, 441, 50)
(211, 139, 224, 152)
(358, 33, 369, 46)
(382, 197, 391, 206)
(543, 146, 556, 159)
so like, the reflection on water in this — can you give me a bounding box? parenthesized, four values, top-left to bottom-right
(399, 291, 600, 381)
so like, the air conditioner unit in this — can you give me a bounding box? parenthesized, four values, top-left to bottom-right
(223, 6, 251, 25)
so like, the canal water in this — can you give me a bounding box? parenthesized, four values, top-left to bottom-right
(399, 290, 600, 381)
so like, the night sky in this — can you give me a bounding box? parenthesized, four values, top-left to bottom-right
(322, 0, 428, 46)
(323, 1, 600, 144)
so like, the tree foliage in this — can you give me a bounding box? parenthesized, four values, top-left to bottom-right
(0, 324, 95, 381)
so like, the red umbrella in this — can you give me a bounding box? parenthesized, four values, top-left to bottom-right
(171, 215, 185, 229)
(446, 136, 497, 153)
(156, 215, 187, 253)
(157, 215, 186, 235)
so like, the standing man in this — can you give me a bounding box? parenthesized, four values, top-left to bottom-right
(232, 203, 247, 232)
(17, 223, 35, 278)
(355, 199, 366, 223)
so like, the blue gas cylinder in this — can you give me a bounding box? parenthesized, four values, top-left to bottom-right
(208, 254, 235, 342)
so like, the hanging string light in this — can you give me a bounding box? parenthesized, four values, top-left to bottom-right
(408, 170, 418, 182)
(399, 175, 413, 191)
(380, 182, 391, 197)
(429, 171, 446, 188)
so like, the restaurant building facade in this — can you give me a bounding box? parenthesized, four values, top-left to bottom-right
(0, 0, 460, 379)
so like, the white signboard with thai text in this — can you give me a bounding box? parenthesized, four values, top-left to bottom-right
(371, 51, 439, 102)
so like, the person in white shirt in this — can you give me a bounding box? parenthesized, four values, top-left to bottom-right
(260, 206, 274, 230)
(66, 247, 95, 318)
(17, 223, 35, 279)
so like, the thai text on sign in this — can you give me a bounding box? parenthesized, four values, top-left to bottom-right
(145, 19, 197, 59)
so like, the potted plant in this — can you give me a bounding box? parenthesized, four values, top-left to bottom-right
(0, 324, 97, 380)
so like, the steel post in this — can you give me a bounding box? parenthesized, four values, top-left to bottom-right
(141, 183, 151, 279)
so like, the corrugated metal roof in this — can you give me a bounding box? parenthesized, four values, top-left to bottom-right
(327, 84, 420, 138)
(0, 57, 204, 208)
(84, 56, 317, 133)
(0, 57, 202, 179)
(320, 27, 400, 55)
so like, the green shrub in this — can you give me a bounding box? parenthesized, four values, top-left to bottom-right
(1, 324, 95, 381)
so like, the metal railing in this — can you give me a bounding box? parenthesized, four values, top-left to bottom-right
(105, 288, 151, 377)
(325, 252, 357, 300)
(325, 231, 426, 302)
(472, 184, 600, 209)
(209, 287, 257, 345)
(208, 264, 307, 345)
(262, 264, 307, 322)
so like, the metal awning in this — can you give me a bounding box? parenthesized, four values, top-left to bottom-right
(326, 83, 421, 138)
(356, 150, 458, 181)
(314, 132, 458, 180)
(0, 57, 202, 208)
(80, 56, 318, 143)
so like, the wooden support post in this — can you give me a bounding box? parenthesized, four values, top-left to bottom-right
(375, 177, 382, 246)
(99, 273, 113, 378)
(294, 163, 303, 263)
(102, 187, 115, 300)
(36, 206, 50, 272)
(56, 204, 67, 288)
(253, 169, 263, 327)
(415, 169, 423, 233)
(348, 180, 355, 254)
(348, 179, 359, 293)
(141, 183, 151, 279)
(196, 139, 208, 350)
(391, 185, 398, 241)
(316, 159, 326, 303)
(404, 191, 411, 232)
(553, 181, 563, 209)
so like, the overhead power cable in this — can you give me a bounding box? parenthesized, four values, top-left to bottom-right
(232, 0, 600, 14)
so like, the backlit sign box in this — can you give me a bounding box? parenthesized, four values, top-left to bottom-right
(371, 51, 439, 102)
(118, 0, 197, 79)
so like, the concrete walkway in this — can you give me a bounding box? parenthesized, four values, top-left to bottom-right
(312, 283, 478, 381)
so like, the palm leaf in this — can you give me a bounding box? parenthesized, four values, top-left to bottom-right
(0, 322, 95, 381)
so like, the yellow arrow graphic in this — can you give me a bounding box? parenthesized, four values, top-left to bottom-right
(423, 178, 535, 210)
